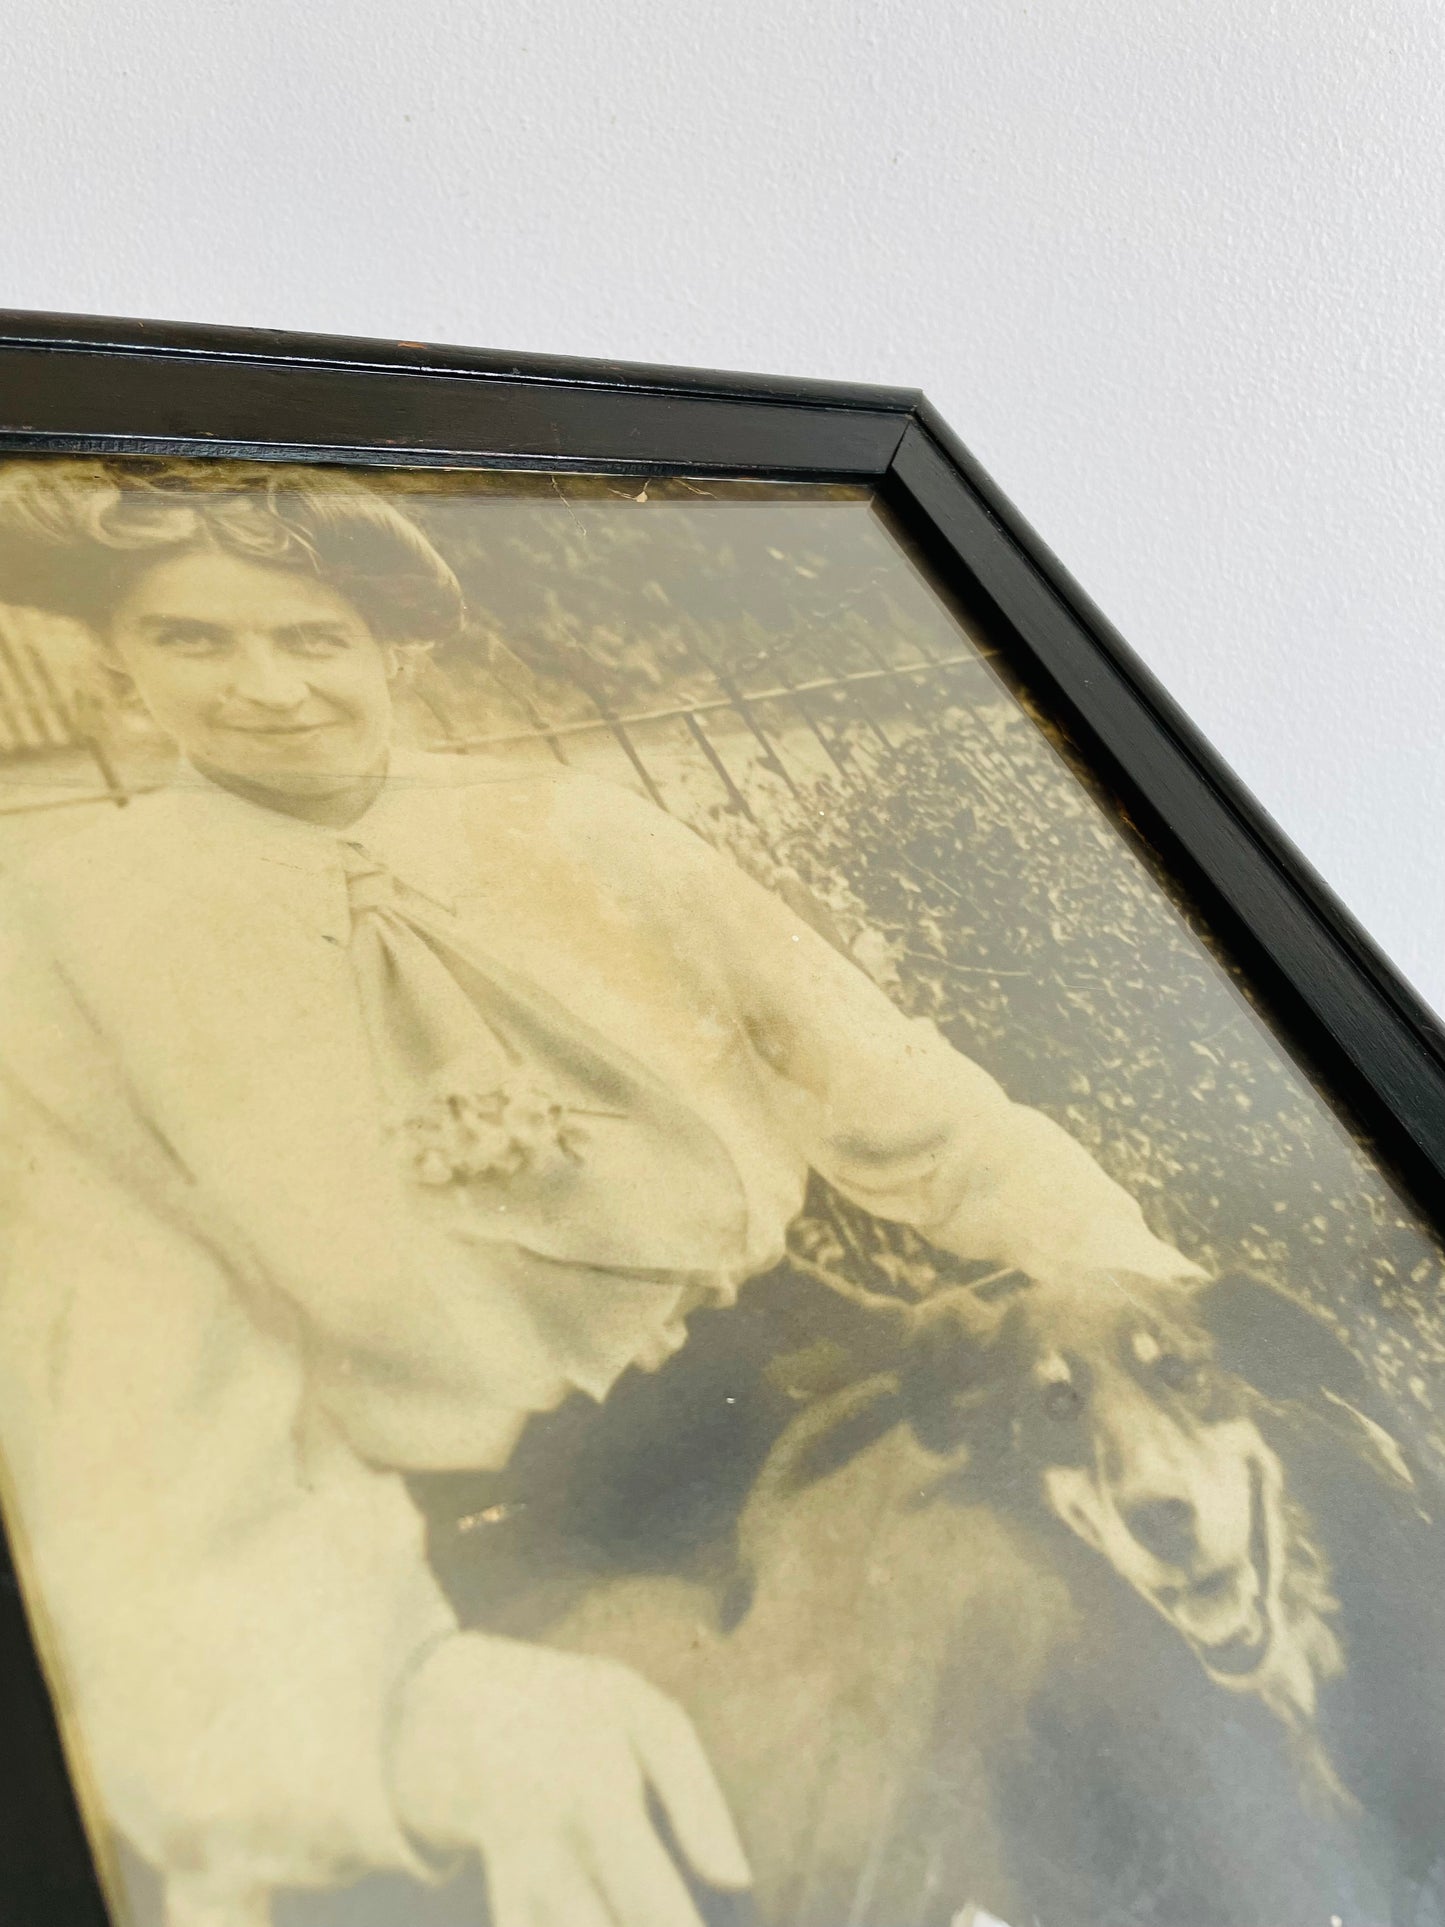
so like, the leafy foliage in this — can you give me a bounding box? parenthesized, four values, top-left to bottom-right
(729, 701, 1445, 1464)
(398, 475, 1445, 1463)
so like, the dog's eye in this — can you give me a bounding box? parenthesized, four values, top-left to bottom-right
(1041, 1380, 1083, 1420)
(1157, 1352, 1203, 1391)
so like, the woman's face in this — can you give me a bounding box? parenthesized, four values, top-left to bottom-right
(108, 549, 396, 798)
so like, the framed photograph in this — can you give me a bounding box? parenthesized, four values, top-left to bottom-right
(0, 312, 1442, 1927)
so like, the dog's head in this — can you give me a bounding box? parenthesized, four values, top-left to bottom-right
(894, 1268, 1421, 1755)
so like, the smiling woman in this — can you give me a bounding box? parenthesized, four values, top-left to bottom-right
(111, 553, 398, 801)
(0, 459, 1235, 1927)
(1, 454, 1445, 1927)
(0, 464, 464, 820)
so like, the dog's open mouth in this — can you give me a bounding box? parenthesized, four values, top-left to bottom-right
(1189, 1460, 1274, 1680)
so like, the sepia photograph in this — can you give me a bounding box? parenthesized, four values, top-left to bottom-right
(0, 455, 1442, 1927)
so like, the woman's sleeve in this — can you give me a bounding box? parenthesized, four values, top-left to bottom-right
(0, 893, 457, 1913)
(627, 796, 1200, 1286)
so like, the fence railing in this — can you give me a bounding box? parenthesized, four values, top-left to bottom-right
(419, 642, 998, 832)
(0, 606, 1002, 836)
(0, 607, 126, 810)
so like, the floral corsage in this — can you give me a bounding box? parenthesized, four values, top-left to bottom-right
(395, 1067, 592, 1188)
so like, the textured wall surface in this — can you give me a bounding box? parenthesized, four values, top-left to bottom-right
(5, 0, 1442, 1005)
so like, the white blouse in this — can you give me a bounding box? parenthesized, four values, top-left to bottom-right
(0, 750, 1196, 1915)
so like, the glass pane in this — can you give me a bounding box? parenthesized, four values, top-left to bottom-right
(0, 457, 1441, 1927)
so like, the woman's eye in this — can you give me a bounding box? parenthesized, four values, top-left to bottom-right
(153, 625, 226, 654)
(1158, 1353, 1203, 1391)
(287, 630, 352, 657)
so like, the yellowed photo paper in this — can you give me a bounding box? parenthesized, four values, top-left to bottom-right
(0, 461, 1441, 1927)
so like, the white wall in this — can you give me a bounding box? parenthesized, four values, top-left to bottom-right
(6, 0, 1442, 1009)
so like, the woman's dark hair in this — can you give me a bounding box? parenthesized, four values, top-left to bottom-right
(0, 459, 466, 644)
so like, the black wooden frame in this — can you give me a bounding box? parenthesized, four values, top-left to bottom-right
(0, 308, 1440, 1925)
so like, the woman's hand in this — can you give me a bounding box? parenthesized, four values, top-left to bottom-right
(390, 1631, 751, 1927)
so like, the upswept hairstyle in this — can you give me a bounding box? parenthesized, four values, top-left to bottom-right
(0, 459, 466, 644)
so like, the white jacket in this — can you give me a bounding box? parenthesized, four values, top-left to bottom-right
(0, 752, 1193, 1912)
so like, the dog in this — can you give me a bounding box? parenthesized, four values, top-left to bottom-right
(114, 1261, 1445, 1927)
(547, 1265, 1445, 1924)
(900, 1270, 1358, 1759)
(753, 1266, 1444, 1771)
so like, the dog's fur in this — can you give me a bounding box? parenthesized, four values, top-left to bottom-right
(902, 1272, 1369, 1772)
(125, 1263, 1445, 1927)
(548, 1268, 1445, 1924)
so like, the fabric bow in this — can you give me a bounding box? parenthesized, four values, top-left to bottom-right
(338, 841, 748, 1276)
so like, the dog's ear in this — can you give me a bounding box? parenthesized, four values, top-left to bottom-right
(720, 1373, 907, 1632)
(1195, 1271, 1416, 1491)
(899, 1284, 1013, 1455)
(1194, 1271, 1366, 1406)
(752, 1372, 906, 1504)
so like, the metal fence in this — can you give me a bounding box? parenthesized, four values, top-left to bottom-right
(0, 606, 125, 809)
(409, 611, 1004, 847)
(0, 599, 1005, 847)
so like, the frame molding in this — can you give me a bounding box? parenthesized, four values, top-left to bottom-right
(0, 312, 916, 477)
(883, 410, 1445, 1196)
(0, 309, 1440, 1926)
